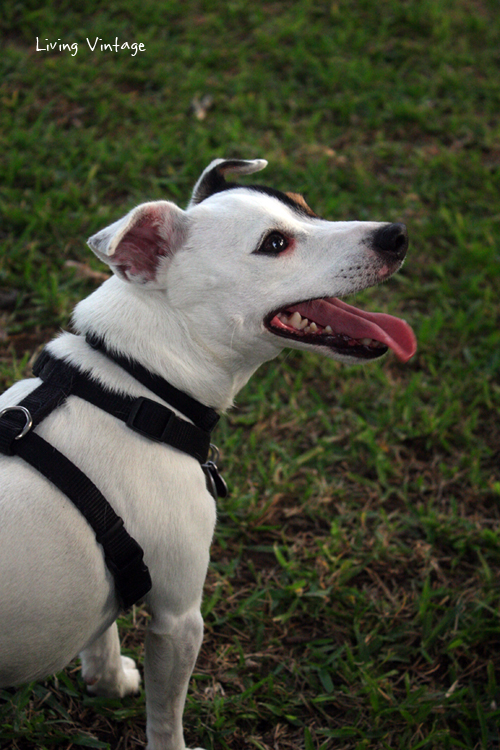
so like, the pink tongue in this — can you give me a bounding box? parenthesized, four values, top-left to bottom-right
(289, 298, 417, 363)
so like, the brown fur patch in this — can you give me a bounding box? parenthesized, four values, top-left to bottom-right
(284, 192, 319, 218)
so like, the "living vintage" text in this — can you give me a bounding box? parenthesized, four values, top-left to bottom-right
(36, 37, 146, 56)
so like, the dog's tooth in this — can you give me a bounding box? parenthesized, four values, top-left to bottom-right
(360, 338, 372, 345)
(298, 317, 309, 330)
(289, 312, 302, 330)
(309, 322, 318, 333)
(325, 325, 333, 334)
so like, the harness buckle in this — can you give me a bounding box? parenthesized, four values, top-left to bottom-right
(95, 516, 152, 607)
(126, 396, 174, 442)
(105, 551, 151, 610)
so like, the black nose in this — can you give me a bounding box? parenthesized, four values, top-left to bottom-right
(371, 222, 408, 261)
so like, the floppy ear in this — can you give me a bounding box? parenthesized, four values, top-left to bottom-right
(188, 158, 268, 207)
(87, 201, 187, 286)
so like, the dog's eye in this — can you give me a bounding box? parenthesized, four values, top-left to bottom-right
(256, 231, 290, 256)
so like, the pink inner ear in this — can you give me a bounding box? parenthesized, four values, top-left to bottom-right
(113, 212, 170, 282)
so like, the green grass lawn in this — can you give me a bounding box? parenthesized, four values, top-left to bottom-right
(1, 1, 499, 748)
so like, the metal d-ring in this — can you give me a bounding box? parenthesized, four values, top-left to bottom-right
(208, 443, 220, 464)
(0, 406, 33, 440)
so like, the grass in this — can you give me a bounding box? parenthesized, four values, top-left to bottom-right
(1, 0, 500, 748)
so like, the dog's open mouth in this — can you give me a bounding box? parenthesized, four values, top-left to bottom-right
(265, 297, 417, 362)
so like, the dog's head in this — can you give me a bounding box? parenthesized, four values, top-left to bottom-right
(87, 159, 416, 367)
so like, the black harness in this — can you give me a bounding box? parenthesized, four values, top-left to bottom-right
(0, 334, 227, 610)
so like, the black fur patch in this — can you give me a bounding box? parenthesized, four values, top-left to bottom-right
(192, 160, 244, 205)
(193, 163, 320, 219)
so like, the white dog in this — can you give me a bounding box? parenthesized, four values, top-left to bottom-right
(0, 159, 416, 750)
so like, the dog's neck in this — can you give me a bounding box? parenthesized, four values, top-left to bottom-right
(64, 277, 274, 411)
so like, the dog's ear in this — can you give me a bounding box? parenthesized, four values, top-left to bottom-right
(87, 201, 187, 286)
(189, 158, 268, 207)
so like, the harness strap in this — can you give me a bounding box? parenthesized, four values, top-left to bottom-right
(86, 334, 220, 433)
(0, 386, 152, 610)
(0, 338, 226, 611)
(33, 350, 212, 464)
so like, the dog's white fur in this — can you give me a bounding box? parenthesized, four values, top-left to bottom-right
(0, 159, 406, 749)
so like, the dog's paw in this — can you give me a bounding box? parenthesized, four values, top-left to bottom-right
(85, 655, 141, 698)
(119, 655, 141, 695)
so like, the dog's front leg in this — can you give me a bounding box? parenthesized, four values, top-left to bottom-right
(144, 609, 205, 750)
(80, 621, 141, 697)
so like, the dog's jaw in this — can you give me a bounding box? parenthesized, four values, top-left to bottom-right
(264, 295, 417, 364)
